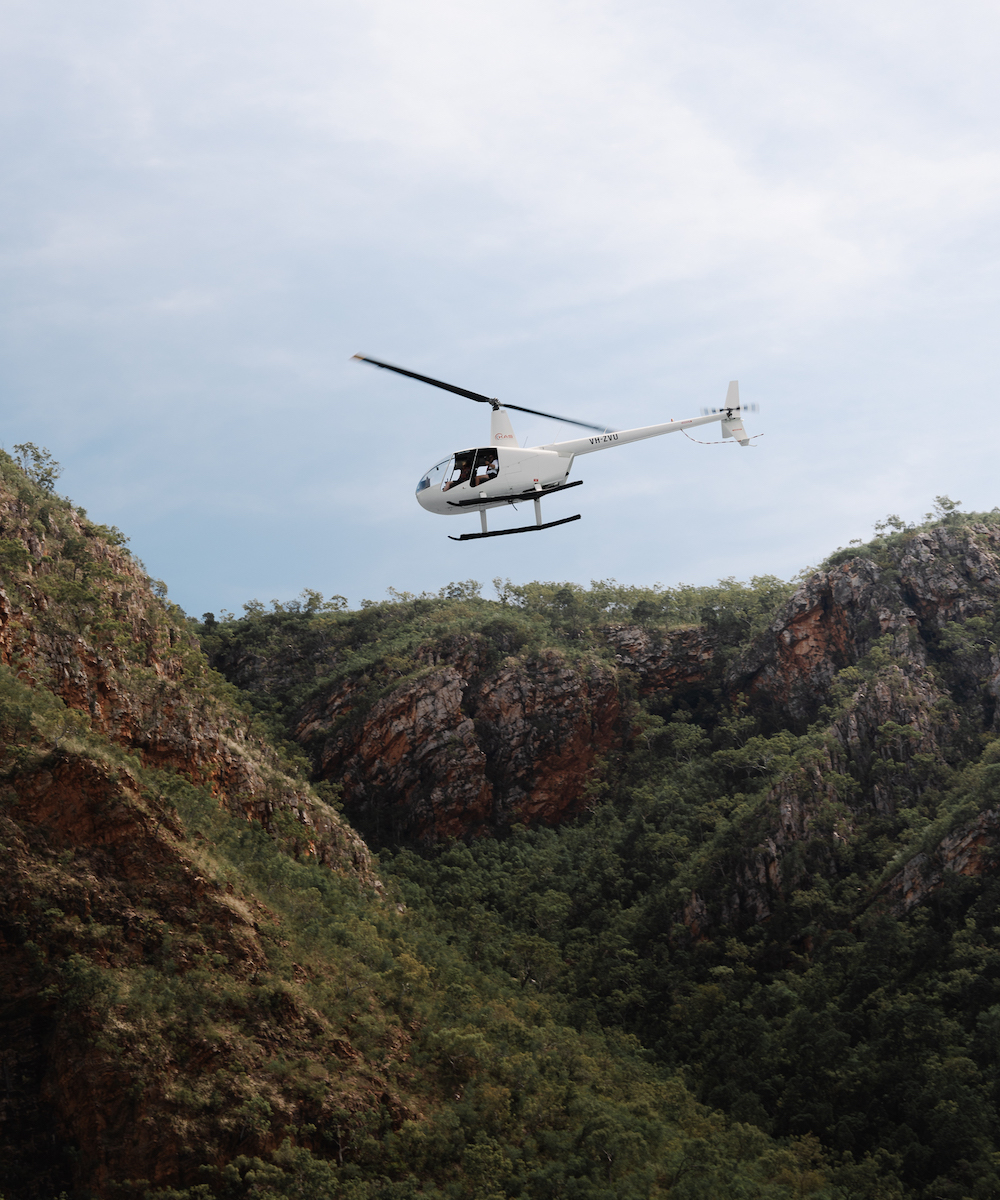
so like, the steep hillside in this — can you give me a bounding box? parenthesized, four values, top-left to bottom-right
(205, 505, 1000, 1199)
(0, 452, 832, 1199)
(0, 446, 371, 873)
(201, 577, 787, 847)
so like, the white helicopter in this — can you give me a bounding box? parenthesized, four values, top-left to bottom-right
(353, 354, 757, 541)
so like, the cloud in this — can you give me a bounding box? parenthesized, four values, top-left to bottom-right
(2, 0, 999, 611)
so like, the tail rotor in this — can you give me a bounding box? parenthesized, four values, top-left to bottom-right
(698, 381, 757, 446)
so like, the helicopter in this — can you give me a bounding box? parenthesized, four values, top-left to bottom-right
(353, 354, 757, 541)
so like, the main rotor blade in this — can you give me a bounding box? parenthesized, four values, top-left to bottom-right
(352, 353, 614, 432)
(501, 403, 612, 433)
(352, 354, 495, 404)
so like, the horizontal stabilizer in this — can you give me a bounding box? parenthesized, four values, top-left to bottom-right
(721, 417, 750, 445)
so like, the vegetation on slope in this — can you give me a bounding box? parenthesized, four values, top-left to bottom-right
(381, 681, 1000, 1198)
(200, 502, 1000, 1200)
(197, 573, 793, 773)
(0, 443, 366, 869)
(0, 450, 834, 1199)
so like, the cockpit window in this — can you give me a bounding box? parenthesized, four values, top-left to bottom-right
(416, 458, 450, 493)
(472, 448, 499, 486)
(442, 450, 476, 492)
(418, 449, 502, 495)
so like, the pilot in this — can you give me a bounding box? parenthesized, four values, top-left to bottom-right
(443, 454, 473, 491)
(474, 455, 499, 485)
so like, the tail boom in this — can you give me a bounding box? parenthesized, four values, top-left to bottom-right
(534, 380, 752, 456)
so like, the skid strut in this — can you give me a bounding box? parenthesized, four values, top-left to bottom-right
(446, 478, 582, 508)
(449, 481, 583, 541)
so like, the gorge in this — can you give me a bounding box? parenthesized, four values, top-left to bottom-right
(2, 448, 1000, 1199)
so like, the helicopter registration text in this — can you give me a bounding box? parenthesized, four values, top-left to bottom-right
(588, 433, 619, 445)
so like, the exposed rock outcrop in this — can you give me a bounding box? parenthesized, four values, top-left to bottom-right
(0, 476, 373, 882)
(729, 522, 1000, 728)
(879, 808, 1000, 918)
(601, 623, 714, 695)
(228, 522, 1000, 874)
(681, 520, 1000, 936)
(0, 750, 396, 1198)
(298, 637, 624, 845)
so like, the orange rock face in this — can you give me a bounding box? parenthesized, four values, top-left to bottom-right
(0, 487, 372, 879)
(879, 808, 1000, 918)
(679, 521, 1000, 936)
(275, 617, 721, 847)
(602, 624, 715, 695)
(731, 523, 1000, 726)
(298, 638, 629, 845)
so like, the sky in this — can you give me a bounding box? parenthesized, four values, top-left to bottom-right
(2, 0, 999, 616)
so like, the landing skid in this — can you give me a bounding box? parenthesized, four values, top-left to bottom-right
(449, 513, 582, 541)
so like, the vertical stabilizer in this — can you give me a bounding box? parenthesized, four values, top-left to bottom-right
(720, 380, 750, 445)
(491, 407, 519, 447)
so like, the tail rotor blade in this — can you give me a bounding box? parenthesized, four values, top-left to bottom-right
(700, 402, 758, 415)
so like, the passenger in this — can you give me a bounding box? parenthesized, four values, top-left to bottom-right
(443, 453, 474, 491)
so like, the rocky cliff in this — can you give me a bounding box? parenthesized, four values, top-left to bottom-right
(0, 455, 385, 1197)
(0, 463, 371, 875)
(206, 605, 721, 847)
(208, 517, 1000, 931)
(691, 519, 1000, 933)
(296, 637, 623, 844)
(0, 452, 831, 1200)
(730, 522, 1000, 727)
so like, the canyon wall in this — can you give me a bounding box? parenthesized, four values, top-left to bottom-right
(225, 521, 1000, 925)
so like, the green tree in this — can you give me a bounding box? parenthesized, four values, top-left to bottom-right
(13, 442, 60, 493)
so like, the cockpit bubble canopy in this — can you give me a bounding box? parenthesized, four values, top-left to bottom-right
(416, 458, 451, 493)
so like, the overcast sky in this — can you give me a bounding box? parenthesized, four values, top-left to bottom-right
(2, 0, 998, 615)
